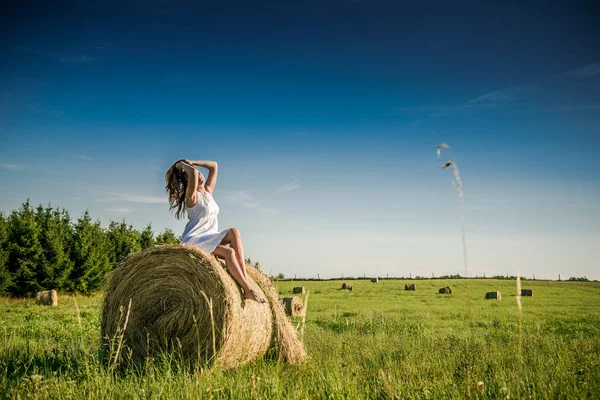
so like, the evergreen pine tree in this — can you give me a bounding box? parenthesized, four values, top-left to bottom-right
(106, 220, 142, 267)
(36, 205, 74, 291)
(0, 213, 12, 294)
(70, 211, 111, 294)
(155, 228, 180, 244)
(139, 223, 154, 250)
(5, 200, 45, 296)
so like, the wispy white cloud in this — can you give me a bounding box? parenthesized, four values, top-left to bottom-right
(0, 39, 99, 64)
(465, 84, 526, 105)
(277, 179, 301, 193)
(96, 190, 166, 204)
(223, 190, 253, 203)
(407, 61, 600, 126)
(0, 163, 21, 170)
(494, 103, 600, 115)
(106, 207, 132, 214)
(75, 154, 93, 160)
(244, 202, 281, 216)
(563, 61, 600, 79)
(256, 207, 281, 216)
(221, 190, 281, 216)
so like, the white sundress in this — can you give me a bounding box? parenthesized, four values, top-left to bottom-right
(181, 190, 227, 253)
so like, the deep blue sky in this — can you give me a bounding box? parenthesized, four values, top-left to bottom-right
(1, 0, 599, 279)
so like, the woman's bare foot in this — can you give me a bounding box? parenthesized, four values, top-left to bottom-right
(244, 288, 266, 303)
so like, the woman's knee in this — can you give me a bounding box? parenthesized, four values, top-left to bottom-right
(224, 246, 236, 259)
(216, 245, 236, 260)
(229, 227, 241, 239)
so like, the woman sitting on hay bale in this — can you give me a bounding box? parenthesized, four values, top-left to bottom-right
(165, 158, 265, 303)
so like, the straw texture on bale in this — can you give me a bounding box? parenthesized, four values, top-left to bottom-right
(370, 278, 378, 283)
(439, 287, 452, 294)
(485, 291, 501, 300)
(521, 289, 533, 296)
(101, 244, 305, 369)
(280, 297, 303, 317)
(405, 284, 416, 291)
(292, 287, 306, 294)
(35, 289, 58, 306)
(342, 282, 352, 291)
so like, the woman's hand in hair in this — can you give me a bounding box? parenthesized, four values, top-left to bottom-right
(176, 160, 194, 173)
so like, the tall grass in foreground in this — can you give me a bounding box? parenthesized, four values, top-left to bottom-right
(1, 279, 599, 399)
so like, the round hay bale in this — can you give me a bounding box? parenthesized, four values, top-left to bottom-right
(341, 283, 347, 289)
(280, 296, 303, 317)
(346, 283, 353, 291)
(370, 278, 378, 283)
(521, 289, 533, 296)
(485, 291, 501, 300)
(101, 244, 306, 369)
(405, 283, 416, 291)
(35, 289, 58, 306)
(438, 286, 452, 295)
(292, 286, 305, 294)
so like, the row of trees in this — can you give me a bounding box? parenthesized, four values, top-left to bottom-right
(0, 200, 180, 296)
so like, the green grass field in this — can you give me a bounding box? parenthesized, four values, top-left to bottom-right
(1, 279, 599, 399)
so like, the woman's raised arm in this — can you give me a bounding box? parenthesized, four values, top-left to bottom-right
(188, 160, 218, 193)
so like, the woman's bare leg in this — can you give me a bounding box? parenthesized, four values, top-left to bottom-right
(220, 228, 248, 278)
(213, 245, 265, 303)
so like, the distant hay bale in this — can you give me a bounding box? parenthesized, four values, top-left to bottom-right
(280, 297, 303, 317)
(101, 244, 306, 369)
(439, 286, 452, 294)
(35, 290, 58, 306)
(405, 284, 416, 291)
(485, 291, 501, 300)
(521, 289, 533, 296)
(345, 283, 353, 291)
(370, 278, 378, 283)
(341, 283, 347, 289)
(292, 287, 306, 294)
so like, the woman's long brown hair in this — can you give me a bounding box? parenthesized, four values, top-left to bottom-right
(165, 159, 188, 219)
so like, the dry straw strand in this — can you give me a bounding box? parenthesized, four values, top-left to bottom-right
(112, 298, 132, 367)
(300, 291, 310, 339)
(199, 290, 216, 362)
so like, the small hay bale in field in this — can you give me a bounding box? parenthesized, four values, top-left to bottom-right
(280, 297, 303, 317)
(370, 278, 378, 283)
(405, 284, 416, 291)
(35, 289, 58, 306)
(485, 291, 501, 300)
(101, 244, 306, 369)
(341, 282, 347, 289)
(345, 283, 353, 291)
(439, 286, 452, 294)
(521, 289, 533, 296)
(292, 286, 306, 294)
